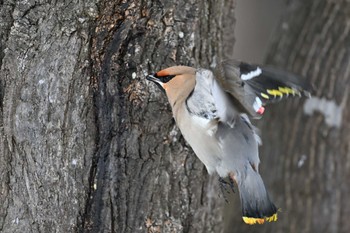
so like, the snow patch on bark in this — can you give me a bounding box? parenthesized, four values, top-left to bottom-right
(303, 97, 342, 128)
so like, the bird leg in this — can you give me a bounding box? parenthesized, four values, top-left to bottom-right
(218, 177, 235, 203)
(228, 176, 236, 193)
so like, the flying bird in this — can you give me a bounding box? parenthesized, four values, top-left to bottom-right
(146, 60, 312, 225)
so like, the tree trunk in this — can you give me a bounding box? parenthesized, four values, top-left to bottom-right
(0, 0, 235, 232)
(227, 1, 350, 232)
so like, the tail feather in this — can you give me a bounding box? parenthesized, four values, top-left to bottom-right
(231, 165, 278, 225)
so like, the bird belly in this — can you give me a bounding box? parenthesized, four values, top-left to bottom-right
(176, 111, 221, 175)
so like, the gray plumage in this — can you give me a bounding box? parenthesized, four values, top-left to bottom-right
(146, 60, 313, 224)
(185, 68, 260, 176)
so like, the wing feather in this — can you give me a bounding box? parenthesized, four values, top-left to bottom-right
(214, 60, 314, 117)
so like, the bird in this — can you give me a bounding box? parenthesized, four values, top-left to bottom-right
(146, 60, 313, 225)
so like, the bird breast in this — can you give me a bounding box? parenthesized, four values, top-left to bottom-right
(185, 72, 217, 120)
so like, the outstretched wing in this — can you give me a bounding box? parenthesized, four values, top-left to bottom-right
(214, 60, 313, 118)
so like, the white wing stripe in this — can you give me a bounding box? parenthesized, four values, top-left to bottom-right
(241, 67, 262, 80)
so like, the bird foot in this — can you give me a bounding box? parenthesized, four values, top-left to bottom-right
(218, 177, 235, 203)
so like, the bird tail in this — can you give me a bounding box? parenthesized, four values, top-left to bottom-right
(230, 166, 278, 225)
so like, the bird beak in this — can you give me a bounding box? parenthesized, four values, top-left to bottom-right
(146, 73, 158, 82)
(146, 73, 166, 92)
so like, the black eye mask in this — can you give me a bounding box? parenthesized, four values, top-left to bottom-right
(158, 75, 176, 83)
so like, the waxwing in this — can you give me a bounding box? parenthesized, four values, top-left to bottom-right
(146, 60, 312, 225)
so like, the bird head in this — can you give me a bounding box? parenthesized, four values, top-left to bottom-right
(147, 66, 196, 107)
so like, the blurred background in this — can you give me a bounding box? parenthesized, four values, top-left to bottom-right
(233, 0, 287, 63)
(228, 0, 350, 232)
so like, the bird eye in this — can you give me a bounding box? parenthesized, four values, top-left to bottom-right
(158, 75, 176, 83)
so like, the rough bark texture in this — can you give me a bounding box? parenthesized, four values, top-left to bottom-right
(226, 1, 350, 232)
(0, 0, 235, 233)
(0, 0, 98, 232)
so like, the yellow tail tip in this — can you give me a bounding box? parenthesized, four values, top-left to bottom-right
(242, 213, 278, 225)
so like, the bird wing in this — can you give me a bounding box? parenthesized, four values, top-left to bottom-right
(214, 60, 313, 118)
(215, 115, 260, 173)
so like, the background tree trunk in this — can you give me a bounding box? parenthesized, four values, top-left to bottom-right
(0, 0, 235, 232)
(226, 0, 350, 232)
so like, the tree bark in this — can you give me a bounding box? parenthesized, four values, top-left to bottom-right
(226, 1, 350, 232)
(0, 0, 235, 232)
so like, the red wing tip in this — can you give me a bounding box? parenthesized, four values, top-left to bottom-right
(256, 106, 265, 115)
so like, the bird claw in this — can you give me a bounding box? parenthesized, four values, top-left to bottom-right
(218, 177, 235, 203)
(228, 176, 235, 192)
